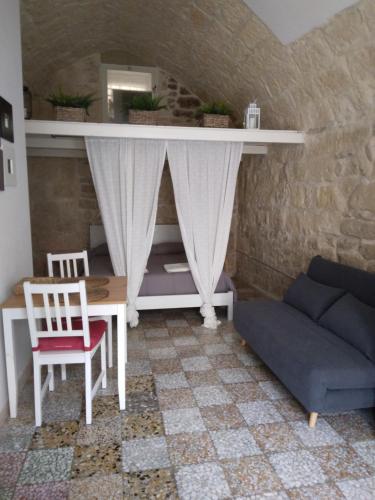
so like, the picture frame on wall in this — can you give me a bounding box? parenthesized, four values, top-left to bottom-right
(0, 96, 14, 143)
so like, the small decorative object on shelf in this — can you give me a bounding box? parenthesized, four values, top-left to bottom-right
(128, 95, 166, 125)
(23, 86, 32, 119)
(197, 102, 232, 128)
(244, 101, 260, 129)
(46, 88, 97, 122)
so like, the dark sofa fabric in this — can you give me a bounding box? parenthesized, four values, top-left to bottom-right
(319, 293, 375, 363)
(234, 256, 375, 414)
(308, 255, 375, 308)
(283, 273, 345, 321)
(234, 300, 375, 412)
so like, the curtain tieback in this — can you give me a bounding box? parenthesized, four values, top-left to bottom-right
(127, 303, 139, 328)
(200, 302, 221, 329)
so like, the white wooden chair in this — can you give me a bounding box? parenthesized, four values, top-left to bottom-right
(47, 251, 113, 376)
(24, 280, 107, 426)
(47, 250, 90, 278)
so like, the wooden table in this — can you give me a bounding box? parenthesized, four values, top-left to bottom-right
(0, 276, 127, 418)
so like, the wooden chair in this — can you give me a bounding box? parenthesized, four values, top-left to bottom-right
(47, 251, 113, 377)
(47, 251, 90, 278)
(24, 280, 107, 426)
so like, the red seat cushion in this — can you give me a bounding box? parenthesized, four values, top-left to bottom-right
(33, 320, 107, 352)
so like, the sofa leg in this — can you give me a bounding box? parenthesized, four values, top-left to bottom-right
(309, 412, 318, 428)
(240, 339, 246, 347)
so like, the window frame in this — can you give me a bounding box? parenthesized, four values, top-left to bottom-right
(100, 63, 160, 123)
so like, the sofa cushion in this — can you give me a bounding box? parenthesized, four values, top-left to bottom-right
(308, 255, 375, 308)
(319, 293, 375, 363)
(234, 300, 375, 412)
(283, 273, 344, 321)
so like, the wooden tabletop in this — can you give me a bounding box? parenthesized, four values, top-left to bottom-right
(0, 276, 127, 309)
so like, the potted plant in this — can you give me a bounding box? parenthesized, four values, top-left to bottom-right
(197, 101, 233, 128)
(128, 95, 166, 125)
(46, 89, 97, 122)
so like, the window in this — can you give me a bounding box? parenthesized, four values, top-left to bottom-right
(102, 65, 158, 123)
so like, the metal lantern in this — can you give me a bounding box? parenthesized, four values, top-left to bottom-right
(244, 101, 260, 129)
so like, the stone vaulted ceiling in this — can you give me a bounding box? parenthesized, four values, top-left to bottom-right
(21, 0, 274, 115)
(21, 0, 373, 130)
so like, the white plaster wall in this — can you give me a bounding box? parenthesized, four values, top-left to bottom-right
(0, 0, 33, 421)
(244, 0, 359, 43)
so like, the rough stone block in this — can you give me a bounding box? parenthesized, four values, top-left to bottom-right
(349, 183, 375, 213)
(359, 243, 375, 261)
(179, 87, 190, 95)
(341, 219, 375, 240)
(177, 96, 201, 109)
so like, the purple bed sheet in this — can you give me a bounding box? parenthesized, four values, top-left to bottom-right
(89, 251, 237, 298)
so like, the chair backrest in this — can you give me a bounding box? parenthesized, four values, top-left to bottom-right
(47, 251, 89, 278)
(23, 280, 90, 349)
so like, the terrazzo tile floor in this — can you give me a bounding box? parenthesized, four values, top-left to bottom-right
(1, 308, 375, 499)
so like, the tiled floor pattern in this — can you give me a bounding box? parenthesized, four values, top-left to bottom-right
(0, 308, 375, 499)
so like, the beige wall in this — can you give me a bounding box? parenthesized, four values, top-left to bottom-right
(32, 54, 103, 123)
(29, 153, 238, 276)
(22, 0, 374, 290)
(28, 157, 99, 275)
(29, 157, 180, 275)
(28, 53, 205, 275)
(237, 1, 374, 297)
(31, 52, 201, 125)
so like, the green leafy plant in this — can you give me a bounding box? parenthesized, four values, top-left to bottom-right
(196, 101, 233, 117)
(46, 89, 97, 114)
(129, 94, 166, 111)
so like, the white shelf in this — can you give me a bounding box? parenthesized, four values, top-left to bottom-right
(25, 120, 304, 143)
(25, 120, 304, 158)
(26, 135, 269, 158)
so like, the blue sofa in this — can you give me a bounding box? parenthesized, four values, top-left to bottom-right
(234, 256, 375, 427)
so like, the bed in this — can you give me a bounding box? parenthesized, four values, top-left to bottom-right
(88, 224, 236, 320)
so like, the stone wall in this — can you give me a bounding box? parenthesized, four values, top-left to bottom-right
(237, 1, 375, 297)
(28, 157, 180, 275)
(29, 154, 238, 276)
(29, 153, 237, 276)
(27, 50, 242, 277)
(30, 52, 202, 125)
(28, 53, 203, 274)
(22, 0, 374, 290)
(28, 157, 100, 275)
(31, 53, 103, 122)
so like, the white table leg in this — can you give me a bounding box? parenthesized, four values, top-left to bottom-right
(107, 316, 113, 368)
(117, 304, 126, 410)
(3, 311, 18, 418)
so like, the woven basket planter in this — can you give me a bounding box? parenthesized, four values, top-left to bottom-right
(203, 113, 230, 128)
(55, 106, 86, 122)
(128, 110, 158, 125)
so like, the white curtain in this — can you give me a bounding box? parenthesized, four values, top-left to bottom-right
(85, 137, 166, 327)
(167, 140, 243, 329)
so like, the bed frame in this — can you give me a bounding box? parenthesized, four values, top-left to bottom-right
(136, 292, 233, 321)
(89, 224, 234, 321)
